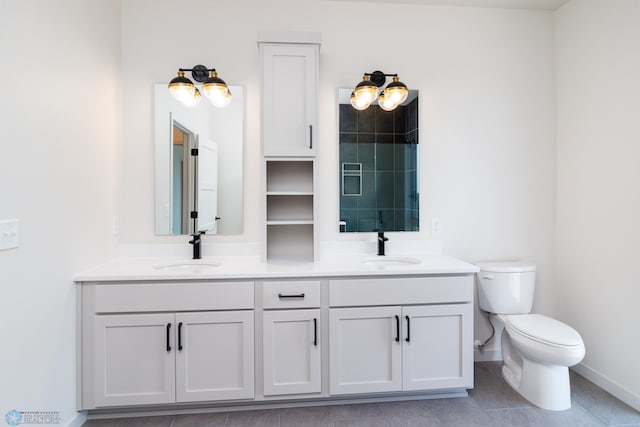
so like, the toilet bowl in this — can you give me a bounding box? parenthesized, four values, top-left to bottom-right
(477, 262, 585, 411)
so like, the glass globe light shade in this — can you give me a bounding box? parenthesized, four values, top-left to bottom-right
(210, 88, 232, 108)
(168, 70, 196, 106)
(203, 70, 230, 107)
(377, 91, 398, 111)
(353, 75, 379, 105)
(385, 76, 409, 105)
(181, 88, 201, 108)
(350, 91, 370, 111)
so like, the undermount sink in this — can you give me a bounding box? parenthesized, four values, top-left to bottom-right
(153, 261, 221, 272)
(361, 257, 421, 266)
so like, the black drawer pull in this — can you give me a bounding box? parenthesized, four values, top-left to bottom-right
(278, 293, 305, 299)
(178, 322, 183, 351)
(313, 318, 318, 346)
(395, 315, 400, 342)
(166, 323, 171, 352)
(405, 316, 411, 343)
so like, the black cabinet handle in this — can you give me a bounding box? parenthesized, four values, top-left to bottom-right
(278, 293, 305, 299)
(178, 322, 183, 351)
(166, 323, 171, 352)
(309, 125, 313, 149)
(313, 318, 318, 346)
(395, 315, 400, 342)
(405, 316, 410, 342)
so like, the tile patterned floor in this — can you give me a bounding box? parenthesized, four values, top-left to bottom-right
(83, 362, 640, 427)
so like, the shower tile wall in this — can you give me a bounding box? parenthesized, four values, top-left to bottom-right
(339, 98, 419, 233)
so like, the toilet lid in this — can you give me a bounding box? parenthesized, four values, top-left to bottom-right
(476, 261, 536, 273)
(506, 314, 583, 347)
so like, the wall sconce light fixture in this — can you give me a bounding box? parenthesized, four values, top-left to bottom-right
(168, 64, 232, 108)
(350, 70, 409, 111)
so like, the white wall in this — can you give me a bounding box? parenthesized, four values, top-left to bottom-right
(0, 1, 121, 425)
(120, 1, 557, 354)
(555, 0, 640, 410)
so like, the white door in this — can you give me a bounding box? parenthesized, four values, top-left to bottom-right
(329, 307, 402, 395)
(263, 309, 321, 396)
(175, 311, 254, 402)
(402, 304, 473, 391)
(197, 138, 219, 234)
(94, 314, 176, 407)
(262, 44, 317, 157)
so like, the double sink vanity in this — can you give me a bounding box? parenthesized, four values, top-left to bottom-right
(75, 254, 477, 413)
(76, 31, 478, 416)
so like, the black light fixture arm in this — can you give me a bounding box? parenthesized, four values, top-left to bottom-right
(363, 70, 399, 87)
(178, 64, 217, 83)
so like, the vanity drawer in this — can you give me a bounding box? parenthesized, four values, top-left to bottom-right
(263, 280, 321, 309)
(94, 281, 254, 313)
(329, 275, 472, 307)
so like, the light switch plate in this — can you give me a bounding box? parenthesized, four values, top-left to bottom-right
(0, 219, 19, 250)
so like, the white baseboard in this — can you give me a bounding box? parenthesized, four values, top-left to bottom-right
(65, 411, 87, 427)
(572, 363, 640, 412)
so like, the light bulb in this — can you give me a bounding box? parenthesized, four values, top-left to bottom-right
(181, 88, 201, 108)
(208, 87, 232, 107)
(384, 76, 409, 105)
(203, 70, 231, 107)
(378, 91, 398, 111)
(353, 75, 379, 105)
(350, 91, 370, 111)
(168, 70, 196, 106)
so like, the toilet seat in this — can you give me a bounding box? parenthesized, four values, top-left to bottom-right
(505, 314, 583, 348)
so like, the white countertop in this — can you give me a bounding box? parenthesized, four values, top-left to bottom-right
(73, 254, 479, 282)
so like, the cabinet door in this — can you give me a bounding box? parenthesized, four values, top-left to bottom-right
(262, 44, 317, 157)
(175, 311, 254, 402)
(94, 313, 176, 407)
(402, 304, 473, 391)
(329, 307, 402, 395)
(263, 309, 321, 396)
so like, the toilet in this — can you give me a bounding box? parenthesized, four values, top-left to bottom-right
(476, 261, 585, 411)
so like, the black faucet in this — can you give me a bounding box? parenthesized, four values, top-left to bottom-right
(189, 231, 205, 259)
(377, 231, 389, 256)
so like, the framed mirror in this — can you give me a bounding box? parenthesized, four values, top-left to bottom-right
(154, 84, 243, 235)
(338, 88, 419, 233)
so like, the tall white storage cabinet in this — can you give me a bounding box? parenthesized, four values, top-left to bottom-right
(259, 33, 320, 263)
(261, 43, 318, 157)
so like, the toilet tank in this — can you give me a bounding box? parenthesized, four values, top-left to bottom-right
(476, 261, 536, 314)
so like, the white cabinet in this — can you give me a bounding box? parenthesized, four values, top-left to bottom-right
(260, 39, 320, 262)
(329, 304, 472, 395)
(94, 314, 175, 407)
(263, 309, 321, 396)
(262, 280, 322, 396)
(328, 276, 474, 396)
(175, 311, 254, 402)
(261, 43, 318, 157)
(329, 307, 402, 395)
(401, 304, 473, 391)
(80, 271, 476, 411)
(94, 311, 253, 407)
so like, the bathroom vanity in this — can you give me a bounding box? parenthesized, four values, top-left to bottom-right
(75, 255, 477, 413)
(84, 31, 480, 416)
